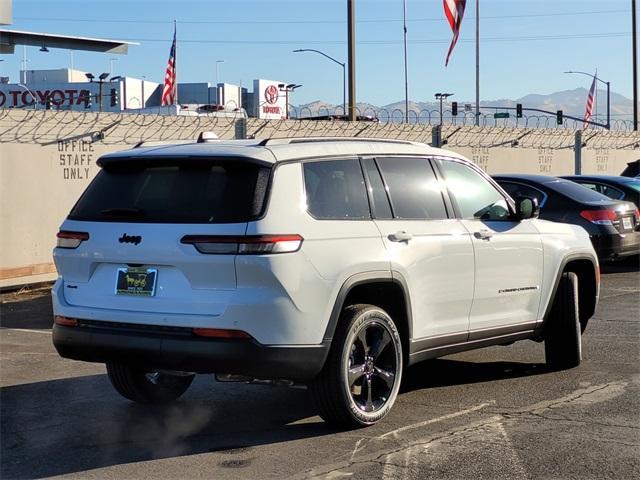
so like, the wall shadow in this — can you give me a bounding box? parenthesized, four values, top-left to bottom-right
(0, 291, 53, 330)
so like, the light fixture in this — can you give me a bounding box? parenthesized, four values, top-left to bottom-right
(85, 73, 95, 81)
(98, 72, 109, 81)
(40, 46, 49, 53)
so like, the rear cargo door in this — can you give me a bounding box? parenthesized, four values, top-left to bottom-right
(54, 157, 271, 318)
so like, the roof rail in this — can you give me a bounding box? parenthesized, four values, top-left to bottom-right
(132, 139, 194, 149)
(257, 137, 417, 146)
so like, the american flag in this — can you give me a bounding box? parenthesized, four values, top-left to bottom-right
(583, 74, 597, 129)
(444, 0, 467, 66)
(161, 26, 177, 106)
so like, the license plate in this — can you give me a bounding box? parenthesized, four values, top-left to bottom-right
(115, 268, 158, 296)
(622, 216, 633, 230)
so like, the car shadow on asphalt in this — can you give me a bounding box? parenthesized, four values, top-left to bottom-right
(600, 256, 640, 274)
(1, 356, 553, 478)
(401, 358, 549, 393)
(0, 373, 336, 479)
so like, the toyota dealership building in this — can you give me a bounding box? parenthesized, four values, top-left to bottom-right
(0, 68, 291, 119)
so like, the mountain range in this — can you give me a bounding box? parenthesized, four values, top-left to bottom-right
(294, 88, 637, 122)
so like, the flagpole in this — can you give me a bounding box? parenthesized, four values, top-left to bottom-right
(594, 69, 598, 126)
(173, 20, 178, 106)
(475, 0, 480, 126)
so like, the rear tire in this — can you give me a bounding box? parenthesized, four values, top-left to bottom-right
(311, 304, 403, 428)
(544, 272, 582, 370)
(106, 362, 194, 404)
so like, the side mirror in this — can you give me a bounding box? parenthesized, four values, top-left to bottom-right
(515, 196, 539, 220)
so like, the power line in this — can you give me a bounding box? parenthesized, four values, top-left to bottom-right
(119, 32, 630, 46)
(14, 9, 628, 26)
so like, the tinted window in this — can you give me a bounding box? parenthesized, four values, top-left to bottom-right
(498, 181, 547, 207)
(547, 180, 614, 203)
(70, 159, 270, 223)
(304, 159, 370, 219)
(362, 158, 393, 219)
(376, 157, 448, 220)
(439, 159, 510, 220)
(576, 182, 625, 200)
(621, 179, 640, 193)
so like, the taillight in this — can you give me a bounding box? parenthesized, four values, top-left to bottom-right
(579, 209, 617, 225)
(181, 234, 303, 255)
(56, 230, 89, 249)
(192, 328, 252, 339)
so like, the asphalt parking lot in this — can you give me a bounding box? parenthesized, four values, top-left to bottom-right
(1, 263, 639, 480)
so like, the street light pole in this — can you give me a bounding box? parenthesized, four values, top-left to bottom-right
(293, 49, 346, 116)
(347, 0, 356, 121)
(435, 92, 453, 126)
(564, 71, 611, 129)
(215, 60, 224, 86)
(475, 0, 480, 126)
(633, 0, 638, 130)
(402, 0, 409, 123)
(278, 83, 302, 119)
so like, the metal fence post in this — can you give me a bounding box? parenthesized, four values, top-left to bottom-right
(574, 130, 582, 174)
(432, 125, 441, 148)
(235, 118, 247, 139)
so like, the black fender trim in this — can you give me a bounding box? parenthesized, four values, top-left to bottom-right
(541, 253, 599, 328)
(321, 270, 413, 343)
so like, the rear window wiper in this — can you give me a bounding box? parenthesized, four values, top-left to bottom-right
(100, 207, 145, 218)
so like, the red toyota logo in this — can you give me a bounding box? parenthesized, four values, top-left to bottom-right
(264, 85, 279, 105)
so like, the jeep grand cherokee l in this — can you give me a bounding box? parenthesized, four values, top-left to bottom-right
(52, 137, 599, 427)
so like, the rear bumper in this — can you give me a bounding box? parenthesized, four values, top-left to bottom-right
(591, 231, 640, 260)
(52, 321, 329, 381)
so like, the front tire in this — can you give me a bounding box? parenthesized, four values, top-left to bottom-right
(544, 272, 582, 370)
(106, 362, 194, 404)
(311, 304, 403, 427)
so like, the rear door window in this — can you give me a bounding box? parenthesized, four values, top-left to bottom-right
(376, 157, 448, 219)
(303, 159, 370, 219)
(69, 159, 271, 223)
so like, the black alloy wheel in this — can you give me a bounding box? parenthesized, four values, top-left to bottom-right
(312, 304, 403, 427)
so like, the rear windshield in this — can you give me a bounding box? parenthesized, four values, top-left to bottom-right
(546, 179, 614, 204)
(69, 158, 271, 223)
(621, 179, 640, 193)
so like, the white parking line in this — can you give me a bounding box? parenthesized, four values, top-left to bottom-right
(378, 401, 494, 440)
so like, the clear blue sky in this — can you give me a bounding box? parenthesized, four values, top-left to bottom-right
(1, 0, 635, 106)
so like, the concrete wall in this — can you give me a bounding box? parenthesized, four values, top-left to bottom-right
(1, 109, 638, 287)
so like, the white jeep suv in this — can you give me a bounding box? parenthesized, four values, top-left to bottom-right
(52, 137, 599, 426)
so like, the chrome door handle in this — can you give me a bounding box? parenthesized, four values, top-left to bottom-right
(474, 229, 493, 240)
(388, 231, 413, 243)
